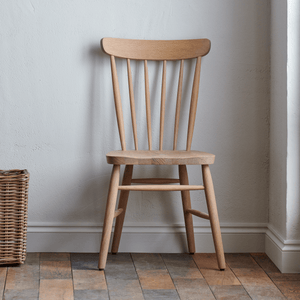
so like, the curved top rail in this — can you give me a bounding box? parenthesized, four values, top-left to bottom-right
(102, 38, 211, 60)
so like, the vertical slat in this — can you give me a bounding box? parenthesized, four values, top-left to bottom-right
(186, 56, 202, 151)
(111, 56, 126, 151)
(144, 60, 152, 150)
(173, 59, 184, 150)
(159, 60, 167, 150)
(127, 59, 138, 150)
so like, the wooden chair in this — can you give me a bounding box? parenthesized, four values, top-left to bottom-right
(98, 38, 226, 271)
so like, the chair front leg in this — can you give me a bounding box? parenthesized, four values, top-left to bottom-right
(98, 164, 120, 270)
(179, 165, 196, 254)
(111, 165, 133, 254)
(202, 164, 226, 270)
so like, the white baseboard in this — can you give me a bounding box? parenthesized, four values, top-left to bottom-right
(265, 225, 300, 273)
(27, 222, 266, 253)
(26, 222, 300, 272)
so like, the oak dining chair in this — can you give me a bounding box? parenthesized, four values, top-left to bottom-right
(98, 38, 226, 271)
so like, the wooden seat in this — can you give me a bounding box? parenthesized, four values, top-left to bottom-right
(106, 150, 215, 165)
(98, 37, 226, 271)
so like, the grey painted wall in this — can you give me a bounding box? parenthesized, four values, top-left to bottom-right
(1, 0, 270, 250)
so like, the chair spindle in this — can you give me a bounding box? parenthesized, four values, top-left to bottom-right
(186, 56, 202, 151)
(173, 59, 184, 150)
(144, 60, 152, 150)
(111, 56, 126, 151)
(127, 59, 138, 150)
(159, 60, 167, 151)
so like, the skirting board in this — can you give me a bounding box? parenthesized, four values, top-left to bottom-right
(27, 222, 266, 254)
(265, 225, 300, 273)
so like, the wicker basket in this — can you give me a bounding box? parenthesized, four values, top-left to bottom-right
(0, 169, 29, 264)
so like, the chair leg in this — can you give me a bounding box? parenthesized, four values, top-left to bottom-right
(179, 165, 196, 254)
(202, 164, 226, 270)
(111, 165, 133, 254)
(98, 164, 120, 270)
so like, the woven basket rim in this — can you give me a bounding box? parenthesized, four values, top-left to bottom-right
(0, 169, 29, 179)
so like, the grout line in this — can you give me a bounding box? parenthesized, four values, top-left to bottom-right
(70, 253, 75, 300)
(222, 256, 253, 300)
(38, 253, 40, 300)
(250, 253, 287, 299)
(2, 266, 8, 300)
(130, 253, 145, 300)
(192, 255, 217, 300)
(160, 253, 182, 300)
(103, 254, 111, 300)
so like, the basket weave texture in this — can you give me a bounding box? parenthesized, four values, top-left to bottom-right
(0, 169, 29, 264)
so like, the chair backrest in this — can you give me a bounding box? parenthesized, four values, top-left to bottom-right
(102, 38, 211, 151)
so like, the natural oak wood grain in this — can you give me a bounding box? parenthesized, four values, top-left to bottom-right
(179, 165, 195, 254)
(111, 56, 126, 151)
(102, 38, 211, 60)
(131, 178, 180, 184)
(144, 60, 152, 150)
(111, 165, 133, 254)
(99, 37, 225, 271)
(186, 209, 210, 220)
(98, 165, 120, 270)
(118, 184, 204, 191)
(159, 60, 167, 151)
(107, 150, 215, 165)
(127, 59, 138, 150)
(113, 208, 124, 218)
(202, 165, 226, 270)
(187, 56, 201, 151)
(173, 60, 184, 150)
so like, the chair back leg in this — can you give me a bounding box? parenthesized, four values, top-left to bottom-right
(111, 165, 133, 254)
(202, 164, 226, 270)
(179, 165, 196, 254)
(98, 164, 120, 270)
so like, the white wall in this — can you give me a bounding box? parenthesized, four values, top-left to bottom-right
(269, 0, 288, 240)
(1, 1, 270, 253)
(266, 0, 300, 273)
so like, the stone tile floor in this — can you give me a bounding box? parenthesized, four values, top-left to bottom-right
(0, 252, 299, 299)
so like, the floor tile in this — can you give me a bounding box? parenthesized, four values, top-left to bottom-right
(3, 289, 39, 300)
(274, 280, 300, 300)
(200, 268, 241, 286)
(5, 264, 39, 290)
(39, 279, 74, 300)
(143, 289, 180, 300)
(73, 270, 107, 290)
(107, 279, 144, 300)
(211, 285, 251, 300)
(40, 261, 72, 279)
(162, 253, 203, 279)
(244, 284, 286, 299)
(105, 253, 138, 280)
(137, 269, 175, 290)
(174, 278, 215, 300)
(193, 253, 220, 270)
(193, 253, 240, 286)
(251, 253, 281, 274)
(132, 253, 166, 270)
(233, 268, 276, 286)
(74, 289, 109, 300)
(233, 268, 286, 299)
(24, 253, 40, 265)
(40, 253, 70, 262)
(0, 267, 7, 298)
(270, 273, 300, 281)
(225, 253, 260, 269)
(71, 253, 98, 270)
